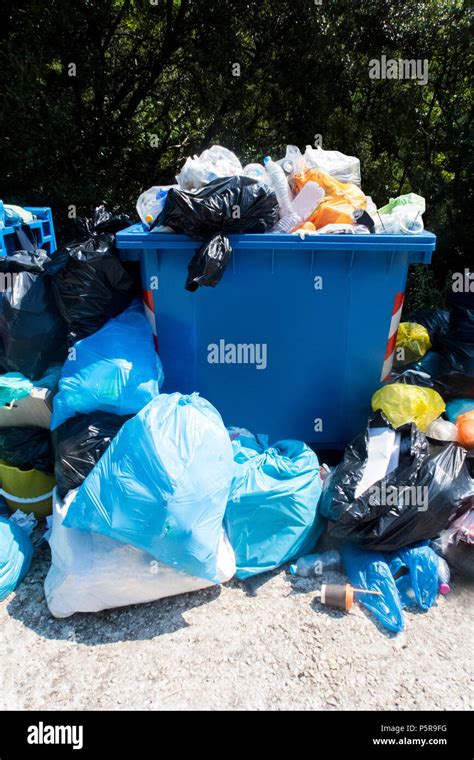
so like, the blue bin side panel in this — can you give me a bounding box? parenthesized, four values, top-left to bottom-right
(0, 207, 57, 257)
(118, 230, 435, 448)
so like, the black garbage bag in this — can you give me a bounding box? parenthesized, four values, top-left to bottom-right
(433, 372, 474, 401)
(155, 176, 279, 291)
(0, 249, 68, 380)
(320, 415, 474, 551)
(0, 426, 54, 474)
(387, 368, 434, 387)
(46, 202, 135, 344)
(408, 308, 450, 351)
(52, 411, 130, 498)
(439, 292, 474, 375)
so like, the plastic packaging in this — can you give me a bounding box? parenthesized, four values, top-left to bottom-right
(0, 250, 68, 380)
(0, 515, 33, 601)
(426, 417, 457, 442)
(304, 145, 361, 186)
(436, 555, 451, 594)
(375, 193, 425, 234)
(0, 374, 33, 406)
(395, 322, 432, 366)
(0, 426, 54, 474)
(46, 202, 134, 345)
(456, 410, 474, 449)
(275, 145, 307, 185)
(320, 415, 474, 551)
(289, 549, 341, 577)
(225, 436, 323, 578)
(371, 384, 445, 431)
(51, 302, 163, 430)
(137, 185, 177, 227)
(272, 181, 324, 233)
(157, 176, 278, 291)
(176, 145, 243, 191)
(446, 398, 474, 423)
(242, 163, 270, 185)
(45, 489, 236, 618)
(53, 412, 130, 499)
(64, 393, 235, 583)
(263, 156, 293, 217)
(293, 168, 367, 229)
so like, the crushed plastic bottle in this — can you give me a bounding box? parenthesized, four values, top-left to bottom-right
(272, 181, 324, 233)
(289, 548, 341, 577)
(263, 156, 293, 217)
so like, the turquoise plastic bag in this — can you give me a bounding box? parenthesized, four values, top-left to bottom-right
(64, 393, 234, 583)
(0, 516, 33, 601)
(0, 373, 33, 406)
(225, 437, 323, 579)
(51, 302, 163, 430)
(446, 398, 474, 423)
(342, 542, 439, 633)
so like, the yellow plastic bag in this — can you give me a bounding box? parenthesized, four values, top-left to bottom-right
(457, 410, 474, 449)
(293, 168, 367, 229)
(395, 322, 431, 366)
(371, 385, 446, 432)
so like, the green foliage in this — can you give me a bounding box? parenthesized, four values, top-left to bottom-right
(0, 0, 472, 301)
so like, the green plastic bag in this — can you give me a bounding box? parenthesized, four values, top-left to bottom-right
(0, 374, 33, 407)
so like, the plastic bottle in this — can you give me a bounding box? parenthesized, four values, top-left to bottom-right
(437, 555, 451, 595)
(272, 181, 325, 233)
(263, 156, 293, 217)
(289, 549, 341, 577)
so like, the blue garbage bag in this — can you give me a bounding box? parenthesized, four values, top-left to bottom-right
(0, 516, 33, 601)
(225, 436, 323, 579)
(64, 393, 234, 583)
(446, 398, 474, 423)
(51, 302, 163, 430)
(342, 542, 439, 633)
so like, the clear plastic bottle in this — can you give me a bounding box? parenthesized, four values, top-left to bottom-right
(272, 181, 324, 233)
(437, 555, 451, 595)
(289, 549, 341, 577)
(263, 156, 293, 217)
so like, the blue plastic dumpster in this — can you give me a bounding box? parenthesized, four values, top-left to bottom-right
(116, 228, 436, 447)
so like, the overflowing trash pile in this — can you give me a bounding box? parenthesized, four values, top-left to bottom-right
(0, 146, 473, 638)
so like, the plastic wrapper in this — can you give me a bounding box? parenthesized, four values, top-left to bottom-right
(426, 417, 457, 442)
(0, 426, 53, 474)
(46, 202, 134, 345)
(0, 515, 33, 601)
(293, 168, 367, 229)
(157, 176, 278, 291)
(45, 489, 236, 618)
(320, 416, 474, 551)
(371, 384, 445, 431)
(136, 185, 177, 228)
(341, 542, 438, 633)
(457, 410, 474, 449)
(51, 302, 163, 430)
(375, 193, 425, 234)
(63, 393, 235, 583)
(303, 145, 361, 186)
(176, 145, 243, 191)
(53, 412, 130, 499)
(395, 322, 431, 366)
(0, 250, 67, 380)
(225, 436, 323, 578)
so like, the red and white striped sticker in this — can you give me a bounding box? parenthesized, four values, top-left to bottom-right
(381, 291, 405, 381)
(143, 289, 159, 353)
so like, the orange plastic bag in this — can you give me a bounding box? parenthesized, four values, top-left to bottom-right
(293, 168, 367, 229)
(457, 410, 474, 449)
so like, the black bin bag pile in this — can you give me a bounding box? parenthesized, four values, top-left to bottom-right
(155, 176, 279, 291)
(46, 202, 136, 345)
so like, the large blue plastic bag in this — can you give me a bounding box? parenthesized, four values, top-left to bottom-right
(341, 542, 439, 633)
(51, 302, 163, 430)
(225, 437, 323, 579)
(64, 393, 234, 583)
(0, 516, 33, 601)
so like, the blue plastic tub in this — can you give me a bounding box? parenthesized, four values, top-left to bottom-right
(0, 207, 56, 257)
(116, 227, 436, 447)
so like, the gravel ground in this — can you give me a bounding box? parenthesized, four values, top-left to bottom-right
(1, 534, 472, 712)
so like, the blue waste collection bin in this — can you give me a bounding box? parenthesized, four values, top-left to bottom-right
(0, 207, 56, 257)
(116, 228, 436, 448)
